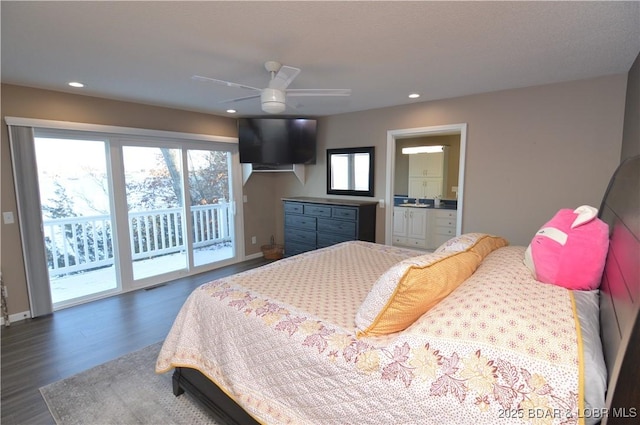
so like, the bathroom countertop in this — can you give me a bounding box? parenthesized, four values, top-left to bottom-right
(395, 203, 456, 210)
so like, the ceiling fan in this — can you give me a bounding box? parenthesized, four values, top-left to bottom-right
(192, 61, 351, 114)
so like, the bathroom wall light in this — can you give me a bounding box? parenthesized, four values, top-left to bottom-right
(402, 145, 444, 154)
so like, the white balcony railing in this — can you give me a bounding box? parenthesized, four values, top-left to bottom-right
(43, 203, 232, 277)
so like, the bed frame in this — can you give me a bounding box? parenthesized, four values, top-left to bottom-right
(596, 155, 640, 423)
(172, 155, 639, 425)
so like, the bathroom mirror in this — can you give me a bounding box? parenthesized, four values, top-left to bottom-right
(326, 147, 375, 197)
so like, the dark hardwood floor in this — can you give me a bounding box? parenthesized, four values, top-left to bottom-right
(1, 256, 271, 425)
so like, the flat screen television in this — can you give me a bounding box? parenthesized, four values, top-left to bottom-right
(238, 118, 317, 165)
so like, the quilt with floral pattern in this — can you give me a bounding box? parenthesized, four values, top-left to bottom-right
(156, 241, 582, 425)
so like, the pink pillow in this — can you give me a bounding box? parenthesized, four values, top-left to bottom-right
(524, 206, 609, 290)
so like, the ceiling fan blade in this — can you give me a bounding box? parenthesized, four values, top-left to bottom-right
(192, 75, 261, 92)
(218, 94, 261, 104)
(286, 88, 352, 97)
(269, 66, 301, 91)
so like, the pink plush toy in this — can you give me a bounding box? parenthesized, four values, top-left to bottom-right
(524, 205, 609, 290)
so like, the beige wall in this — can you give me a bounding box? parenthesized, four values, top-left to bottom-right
(241, 172, 280, 253)
(272, 74, 627, 250)
(0, 73, 629, 318)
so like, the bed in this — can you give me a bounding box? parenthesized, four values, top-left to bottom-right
(156, 155, 639, 425)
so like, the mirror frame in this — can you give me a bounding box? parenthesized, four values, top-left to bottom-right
(326, 146, 375, 197)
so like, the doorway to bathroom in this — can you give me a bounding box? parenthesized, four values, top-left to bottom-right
(385, 123, 467, 247)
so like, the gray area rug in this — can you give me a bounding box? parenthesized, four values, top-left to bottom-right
(39, 342, 220, 425)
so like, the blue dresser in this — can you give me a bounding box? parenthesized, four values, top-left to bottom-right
(283, 197, 377, 256)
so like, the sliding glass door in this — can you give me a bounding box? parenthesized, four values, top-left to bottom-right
(121, 146, 236, 280)
(187, 149, 234, 267)
(34, 136, 118, 307)
(123, 146, 188, 280)
(21, 126, 241, 311)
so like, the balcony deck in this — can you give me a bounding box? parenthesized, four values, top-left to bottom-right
(43, 203, 235, 308)
(51, 244, 233, 306)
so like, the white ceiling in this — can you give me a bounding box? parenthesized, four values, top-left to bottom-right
(2, 1, 639, 117)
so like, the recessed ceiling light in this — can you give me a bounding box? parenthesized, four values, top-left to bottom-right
(68, 82, 85, 88)
(226, 109, 237, 114)
(408, 93, 420, 99)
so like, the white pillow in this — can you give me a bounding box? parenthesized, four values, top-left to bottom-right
(435, 233, 509, 259)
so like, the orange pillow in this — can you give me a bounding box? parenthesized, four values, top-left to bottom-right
(355, 250, 482, 337)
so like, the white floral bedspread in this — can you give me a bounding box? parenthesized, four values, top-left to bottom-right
(156, 242, 582, 425)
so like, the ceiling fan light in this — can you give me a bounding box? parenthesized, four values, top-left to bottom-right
(261, 88, 286, 113)
(262, 101, 286, 114)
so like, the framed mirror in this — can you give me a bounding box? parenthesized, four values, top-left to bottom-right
(326, 147, 375, 197)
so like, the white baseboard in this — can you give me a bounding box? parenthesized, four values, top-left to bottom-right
(1, 310, 31, 326)
(244, 252, 265, 261)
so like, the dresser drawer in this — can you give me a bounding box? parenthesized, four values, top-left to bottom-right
(436, 217, 456, 228)
(285, 214, 317, 230)
(284, 202, 303, 214)
(435, 226, 456, 237)
(317, 218, 356, 237)
(407, 237, 428, 249)
(285, 241, 315, 257)
(434, 209, 456, 219)
(285, 228, 317, 246)
(317, 232, 353, 248)
(393, 235, 408, 246)
(282, 198, 377, 257)
(332, 207, 357, 221)
(303, 204, 332, 217)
